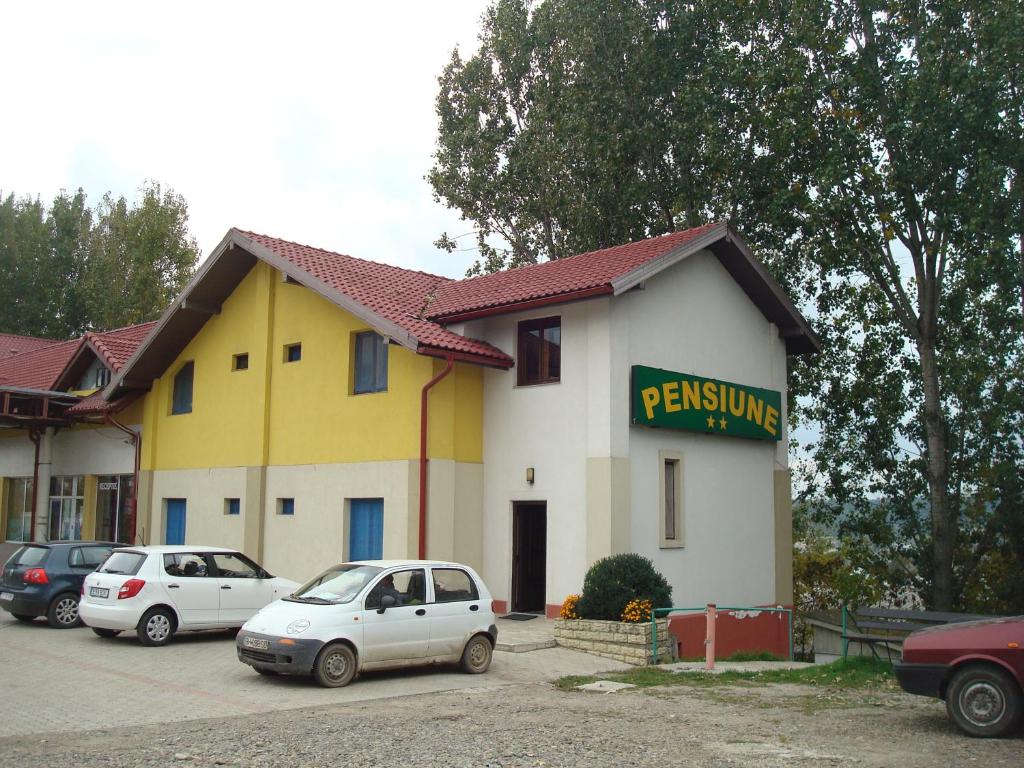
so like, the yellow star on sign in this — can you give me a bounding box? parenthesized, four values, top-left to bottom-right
(706, 415, 715, 429)
(719, 417, 728, 430)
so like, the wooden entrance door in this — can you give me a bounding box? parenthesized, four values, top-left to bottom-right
(511, 502, 546, 613)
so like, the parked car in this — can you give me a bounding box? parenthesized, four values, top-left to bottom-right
(79, 545, 299, 646)
(1, 541, 119, 628)
(894, 615, 1024, 737)
(236, 559, 498, 687)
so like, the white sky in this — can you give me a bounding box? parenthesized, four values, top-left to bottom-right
(0, 1, 492, 278)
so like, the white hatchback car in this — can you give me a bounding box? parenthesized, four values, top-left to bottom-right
(236, 560, 497, 687)
(80, 546, 299, 646)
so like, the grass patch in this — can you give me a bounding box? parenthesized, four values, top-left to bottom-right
(555, 656, 895, 692)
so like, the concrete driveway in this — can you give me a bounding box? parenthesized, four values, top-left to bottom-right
(0, 614, 627, 738)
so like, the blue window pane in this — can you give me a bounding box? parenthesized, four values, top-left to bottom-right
(227, 498, 240, 516)
(279, 498, 294, 516)
(172, 362, 194, 414)
(354, 332, 387, 393)
(286, 344, 301, 362)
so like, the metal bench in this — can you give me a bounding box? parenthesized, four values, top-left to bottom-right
(841, 606, 992, 662)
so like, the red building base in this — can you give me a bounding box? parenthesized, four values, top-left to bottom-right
(669, 606, 792, 660)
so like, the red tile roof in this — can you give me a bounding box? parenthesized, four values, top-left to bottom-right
(425, 223, 721, 321)
(0, 340, 81, 391)
(239, 231, 514, 365)
(0, 332, 58, 359)
(86, 322, 158, 373)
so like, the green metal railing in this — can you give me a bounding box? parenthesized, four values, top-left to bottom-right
(650, 605, 794, 665)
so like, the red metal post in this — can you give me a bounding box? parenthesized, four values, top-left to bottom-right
(28, 429, 40, 543)
(419, 356, 455, 560)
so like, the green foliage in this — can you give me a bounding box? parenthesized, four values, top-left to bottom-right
(575, 553, 672, 621)
(434, 0, 1024, 614)
(0, 182, 199, 337)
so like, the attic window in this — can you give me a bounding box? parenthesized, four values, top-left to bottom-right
(284, 343, 302, 363)
(95, 367, 111, 388)
(517, 316, 560, 386)
(171, 362, 194, 415)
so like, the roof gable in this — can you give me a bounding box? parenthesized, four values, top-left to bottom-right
(52, 321, 158, 392)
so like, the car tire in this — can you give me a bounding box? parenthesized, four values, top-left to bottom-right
(11, 613, 36, 623)
(460, 634, 493, 674)
(312, 643, 356, 688)
(946, 664, 1023, 738)
(137, 607, 176, 647)
(46, 593, 82, 629)
(92, 628, 121, 638)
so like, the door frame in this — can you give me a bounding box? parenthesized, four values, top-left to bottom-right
(510, 500, 547, 613)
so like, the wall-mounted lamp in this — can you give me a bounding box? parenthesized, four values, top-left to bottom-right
(526, 467, 535, 484)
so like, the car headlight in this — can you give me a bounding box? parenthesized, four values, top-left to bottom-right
(286, 619, 310, 635)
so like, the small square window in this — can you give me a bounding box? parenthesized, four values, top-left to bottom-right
(232, 353, 249, 371)
(224, 498, 240, 516)
(284, 343, 301, 363)
(277, 498, 295, 516)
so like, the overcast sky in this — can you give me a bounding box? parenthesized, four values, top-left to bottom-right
(0, 1, 492, 278)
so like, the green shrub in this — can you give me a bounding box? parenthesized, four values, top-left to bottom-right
(576, 553, 672, 621)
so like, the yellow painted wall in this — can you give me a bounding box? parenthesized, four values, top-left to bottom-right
(144, 261, 484, 471)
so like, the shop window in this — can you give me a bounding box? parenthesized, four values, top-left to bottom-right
(49, 475, 85, 541)
(659, 452, 684, 549)
(96, 475, 134, 544)
(284, 343, 302, 363)
(517, 316, 560, 386)
(171, 362, 194, 414)
(232, 353, 249, 371)
(277, 498, 295, 516)
(353, 331, 388, 394)
(225, 498, 240, 516)
(3, 477, 34, 542)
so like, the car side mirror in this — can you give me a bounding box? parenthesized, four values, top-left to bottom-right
(377, 594, 397, 614)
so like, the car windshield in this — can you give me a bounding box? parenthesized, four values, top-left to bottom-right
(98, 551, 146, 575)
(287, 564, 382, 604)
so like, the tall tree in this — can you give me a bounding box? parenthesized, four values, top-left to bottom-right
(431, 0, 1024, 611)
(81, 182, 199, 330)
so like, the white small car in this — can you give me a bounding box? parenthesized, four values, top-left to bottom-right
(79, 546, 299, 646)
(236, 559, 497, 687)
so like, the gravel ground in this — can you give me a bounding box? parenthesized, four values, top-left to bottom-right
(1, 677, 1020, 767)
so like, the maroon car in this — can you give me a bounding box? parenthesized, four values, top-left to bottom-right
(895, 616, 1023, 737)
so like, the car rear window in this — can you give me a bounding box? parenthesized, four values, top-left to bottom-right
(69, 546, 113, 568)
(8, 546, 49, 567)
(98, 551, 146, 575)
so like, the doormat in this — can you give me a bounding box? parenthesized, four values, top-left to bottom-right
(500, 613, 539, 621)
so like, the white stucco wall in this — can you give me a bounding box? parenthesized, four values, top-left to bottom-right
(0, 434, 35, 477)
(467, 248, 791, 610)
(50, 426, 136, 477)
(612, 249, 789, 607)
(145, 466, 251, 553)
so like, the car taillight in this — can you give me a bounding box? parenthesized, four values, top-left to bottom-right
(118, 579, 145, 599)
(23, 568, 48, 585)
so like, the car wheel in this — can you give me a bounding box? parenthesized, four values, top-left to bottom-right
(313, 643, 356, 688)
(92, 628, 121, 638)
(137, 607, 176, 647)
(46, 593, 82, 628)
(11, 613, 36, 623)
(460, 634, 493, 674)
(946, 664, 1023, 738)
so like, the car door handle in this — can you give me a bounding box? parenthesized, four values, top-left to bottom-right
(167, 584, 180, 589)
(221, 585, 232, 590)
(416, 608, 426, 616)
(470, 604, 479, 611)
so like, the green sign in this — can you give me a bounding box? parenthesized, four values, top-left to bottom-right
(630, 365, 782, 442)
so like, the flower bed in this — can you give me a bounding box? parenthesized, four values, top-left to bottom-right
(554, 618, 677, 666)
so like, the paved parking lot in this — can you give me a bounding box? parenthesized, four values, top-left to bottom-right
(0, 614, 626, 738)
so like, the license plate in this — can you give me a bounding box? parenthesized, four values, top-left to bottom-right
(243, 636, 270, 650)
(89, 587, 109, 598)
(0, 592, 12, 602)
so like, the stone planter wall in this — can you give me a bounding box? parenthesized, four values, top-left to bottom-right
(554, 618, 677, 666)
